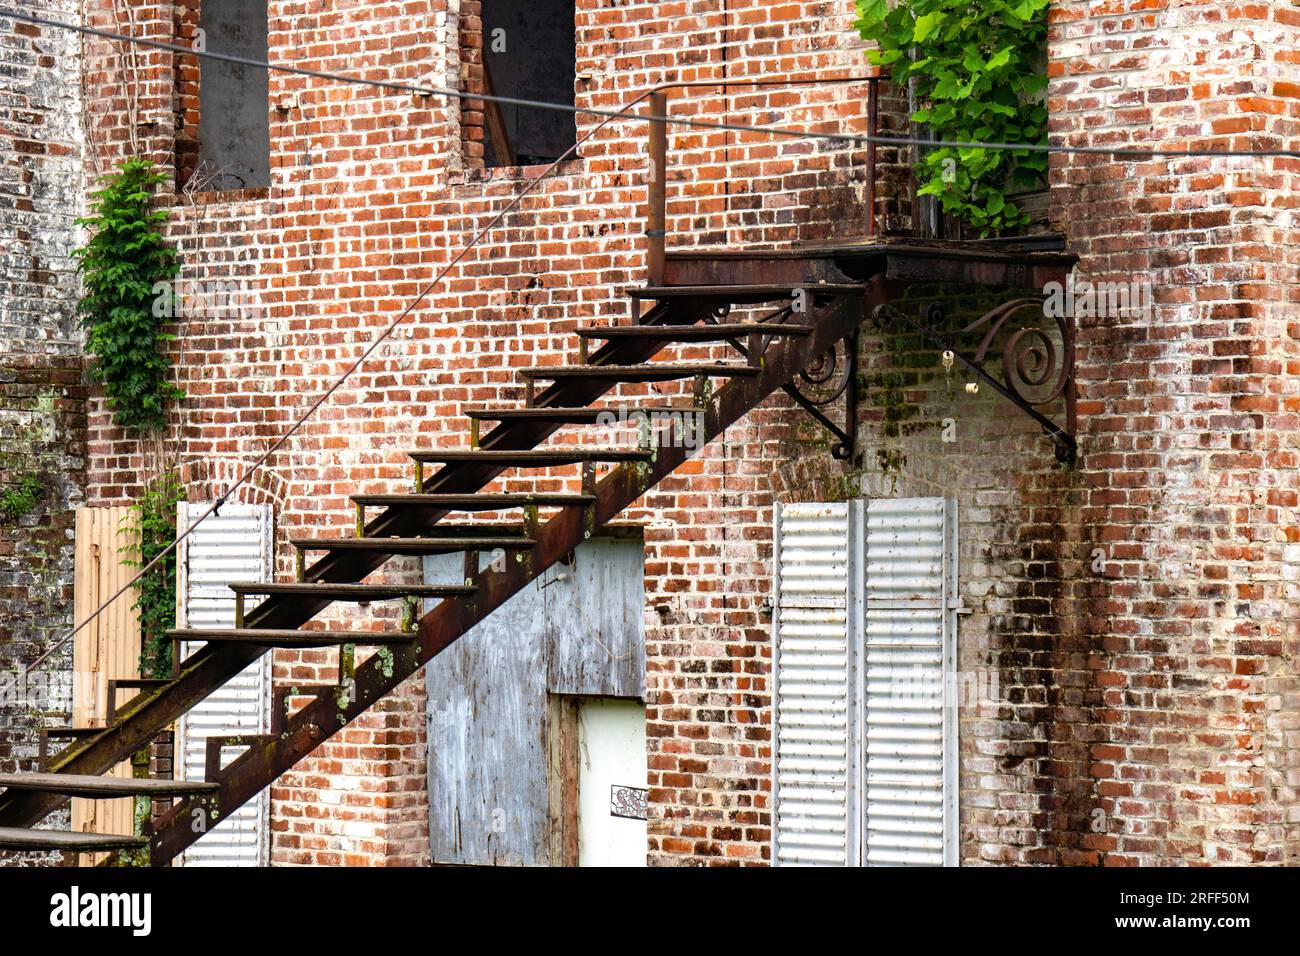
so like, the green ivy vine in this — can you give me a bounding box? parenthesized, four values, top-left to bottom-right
(855, 0, 1050, 235)
(74, 158, 183, 432)
(121, 471, 183, 678)
(75, 159, 187, 677)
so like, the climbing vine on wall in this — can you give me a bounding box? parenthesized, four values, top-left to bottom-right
(75, 158, 187, 677)
(122, 470, 183, 678)
(855, 0, 1050, 235)
(74, 158, 183, 433)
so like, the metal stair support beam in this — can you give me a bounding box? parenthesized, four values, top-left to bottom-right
(144, 287, 878, 863)
(0, 286, 876, 859)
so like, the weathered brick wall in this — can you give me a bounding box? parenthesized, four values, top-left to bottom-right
(0, 360, 85, 761)
(769, 0, 1300, 869)
(172, 0, 201, 189)
(0, 1, 83, 352)
(844, 290, 1091, 866)
(73, 0, 881, 866)
(68, 0, 1298, 868)
(656, 0, 1298, 868)
(0, 1, 86, 859)
(1047, 0, 1300, 865)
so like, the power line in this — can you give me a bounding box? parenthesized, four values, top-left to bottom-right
(7, 8, 1300, 159)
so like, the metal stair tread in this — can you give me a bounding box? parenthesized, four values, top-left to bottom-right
(627, 282, 866, 300)
(290, 536, 536, 552)
(40, 727, 103, 739)
(168, 628, 420, 647)
(517, 362, 759, 379)
(575, 322, 813, 339)
(404, 447, 650, 464)
(463, 404, 704, 420)
(0, 827, 148, 852)
(350, 492, 596, 509)
(0, 772, 219, 799)
(227, 581, 477, 598)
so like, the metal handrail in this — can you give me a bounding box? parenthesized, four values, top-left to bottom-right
(644, 74, 883, 281)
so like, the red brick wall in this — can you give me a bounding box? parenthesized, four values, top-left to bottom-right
(1044, 0, 1300, 864)
(458, 0, 486, 168)
(834, 0, 1299, 869)
(172, 0, 201, 187)
(75, 0, 879, 866)
(71, 0, 1299, 868)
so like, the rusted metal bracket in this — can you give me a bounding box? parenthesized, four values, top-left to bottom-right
(708, 301, 860, 460)
(874, 297, 1077, 464)
(783, 330, 858, 460)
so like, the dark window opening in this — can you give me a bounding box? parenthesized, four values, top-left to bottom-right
(464, 0, 577, 169)
(176, 0, 270, 191)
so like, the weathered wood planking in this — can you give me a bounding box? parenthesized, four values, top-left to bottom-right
(71, 506, 141, 865)
(424, 536, 645, 866)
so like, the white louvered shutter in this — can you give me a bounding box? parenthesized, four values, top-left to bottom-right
(862, 497, 957, 866)
(175, 502, 273, 867)
(772, 497, 958, 867)
(771, 501, 859, 866)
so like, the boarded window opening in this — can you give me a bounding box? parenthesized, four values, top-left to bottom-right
(175, 1, 271, 191)
(461, 0, 577, 169)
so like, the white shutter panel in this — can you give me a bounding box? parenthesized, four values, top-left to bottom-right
(772, 501, 859, 866)
(175, 502, 273, 867)
(862, 497, 957, 866)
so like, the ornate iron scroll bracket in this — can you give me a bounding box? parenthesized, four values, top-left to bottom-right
(708, 300, 859, 460)
(783, 332, 858, 460)
(874, 298, 1078, 465)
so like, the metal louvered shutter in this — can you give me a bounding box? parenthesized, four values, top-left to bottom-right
(772, 497, 958, 868)
(771, 501, 859, 866)
(175, 502, 273, 867)
(862, 497, 957, 867)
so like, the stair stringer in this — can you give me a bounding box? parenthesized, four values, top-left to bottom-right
(0, 282, 880, 865)
(0, 299, 697, 832)
(148, 286, 876, 864)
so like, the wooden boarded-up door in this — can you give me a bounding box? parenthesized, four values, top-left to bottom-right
(71, 506, 141, 862)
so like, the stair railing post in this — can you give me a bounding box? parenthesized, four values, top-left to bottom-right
(866, 77, 878, 238)
(646, 90, 669, 289)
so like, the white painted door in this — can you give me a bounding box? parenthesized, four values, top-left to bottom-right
(175, 502, 273, 867)
(577, 698, 647, 867)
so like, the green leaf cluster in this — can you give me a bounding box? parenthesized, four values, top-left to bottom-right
(74, 159, 183, 432)
(854, 0, 1050, 236)
(0, 472, 45, 523)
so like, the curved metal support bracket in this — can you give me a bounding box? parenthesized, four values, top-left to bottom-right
(783, 331, 858, 460)
(708, 302, 859, 460)
(874, 298, 1077, 465)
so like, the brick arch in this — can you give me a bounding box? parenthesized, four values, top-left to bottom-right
(177, 457, 289, 510)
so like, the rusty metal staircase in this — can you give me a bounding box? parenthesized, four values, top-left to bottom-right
(0, 278, 876, 864)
